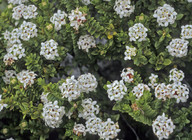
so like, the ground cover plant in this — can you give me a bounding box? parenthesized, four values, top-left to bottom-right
(0, 0, 192, 140)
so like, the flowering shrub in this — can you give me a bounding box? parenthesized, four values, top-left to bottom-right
(0, 0, 192, 140)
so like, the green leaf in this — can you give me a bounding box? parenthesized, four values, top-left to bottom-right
(176, 14, 184, 20)
(163, 59, 172, 66)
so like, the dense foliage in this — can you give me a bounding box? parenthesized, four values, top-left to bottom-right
(0, 0, 192, 140)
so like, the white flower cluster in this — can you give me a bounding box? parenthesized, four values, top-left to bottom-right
(2, 70, 16, 84)
(59, 74, 98, 102)
(12, 4, 38, 20)
(50, 10, 67, 31)
(148, 73, 158, 89)
(86, 117, 102, 134)
(169, 68, 184, 84)
(98, 118, 121, 140)
(59, 76, 81, 102)
(78, 73, 98, 93)
(107, 80, 127, 101)
(124, 46, 136, 60)
(155, 83, 189, 103)
(120, 67, 134, 83)
(68, 8, 87, 30)
(170, 83, 189, 103)
(40, 39, 59, 60)
(166, 38, 189, 57)
(77, 35, 96, 52)
(152, 113, 175, 140)
(129, 23, 148, 42)
(4, 44, 26, 65)
(155, 68, 189, 103)
(73, 123, 86, 136)
(3, 28, 21, 47)
(153, 4, 177, 27)
(42, 101, 65, 128)
(16, 70, 37, 88)
(8, 0, 28, 5)
(78, 98, 99, 120)
(20, 21, 37, 41)
(181, 25, 192, 39)
(155, 83, 170, 100)
(3, 21, 37, 43)
(0, 95, 8, 112)
(114, 0, 135, 18)
(187, 0, 192, 2)
(132, 83, 150, 99)
(81, 0, 92, 5)
(85, 117, 121, 140)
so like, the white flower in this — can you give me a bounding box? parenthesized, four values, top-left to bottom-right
(81, 0, 92, 5)
(42, 101, 65, 128)
(6, 138, 14, 140)
(12, 4, 38, 20)
(107, 80, 127, 101)
(155, 83, 170, 100)
(153, 4, 177, 27)
(77, 35, 96, 52)
(68, 8, 87, 30)
(166, 38, 189, 57)
(78, 98, 100, 120)
(148, 73, 158, 89)
(12, 4, 25, 20)
(114, 0, 135, 18)
(59, 76, 81, 102)
(50, 10, 67, 31)
(78, 73, 98, 93)
(22, 5, 38, 19)
(169, 83, 189, 103)
(41, 92, 49, 104)
(3, 53, 17, 65)
(8, 0, 28, 5)
(19, 21, 37, 41)
(16, 70, 37, 88)
(6, 44, 26, 60)
(73, 123, 86, 136)
(152, 113, 175, 140)
(124, 46, 136, 60)
(129, 23, 148, 42)
(187, 0, 192, 2)
(0, 95, 8, 112)
(86, 117, 102, 134)
(132, 83, 150, 99)
(120, 67, 134, 83)
(2, 70, 16, 84)
(169, 68, 184, 83)
(98, 118, 121, 140)
(40, 39, 59, 60)
(3, 28, 21, 46)
(181, 25, 192, 39)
